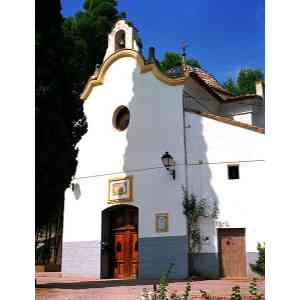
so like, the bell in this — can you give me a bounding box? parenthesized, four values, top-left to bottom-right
(119, 38, 125, 47)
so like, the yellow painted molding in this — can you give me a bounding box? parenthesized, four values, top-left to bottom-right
(80, 49, 187, 101)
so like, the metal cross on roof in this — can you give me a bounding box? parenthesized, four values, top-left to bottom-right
(181, 41, 188, 57)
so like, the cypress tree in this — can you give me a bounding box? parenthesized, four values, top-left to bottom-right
(36, 0, 87, 230)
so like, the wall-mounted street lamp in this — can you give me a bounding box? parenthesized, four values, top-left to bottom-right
(161, 152, 176, 180)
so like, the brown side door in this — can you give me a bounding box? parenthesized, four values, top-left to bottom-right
(112, 225, 138, 279)
(218, 228, 247, 278)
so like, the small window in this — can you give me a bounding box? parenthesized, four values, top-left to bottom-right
(227, 165, 239, 180)
(112, 106, 130, 131)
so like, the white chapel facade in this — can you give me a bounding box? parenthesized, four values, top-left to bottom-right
(62, 20, 266, 279)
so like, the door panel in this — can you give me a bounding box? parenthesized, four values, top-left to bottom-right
(112, 229, 138, 278)
(218, 228, 247, 278)
(131, 233, 138, 277)
(102, 205, 139, 279)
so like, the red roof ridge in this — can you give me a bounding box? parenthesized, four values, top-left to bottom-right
(186, 65, 232, 95)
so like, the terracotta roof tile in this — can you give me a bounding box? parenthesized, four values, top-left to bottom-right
(187, 66, 232, 95)
(166, 65, 265, 104)
(166, 65, 233, 96)
(187, 68, 264, 102)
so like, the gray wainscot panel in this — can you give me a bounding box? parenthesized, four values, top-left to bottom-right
(62, 240, 101, 277)
(139, 235, 188, 279)
(191, 253, 220, 279)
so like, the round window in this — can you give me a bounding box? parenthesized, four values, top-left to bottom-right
(113, 106, 130, 131)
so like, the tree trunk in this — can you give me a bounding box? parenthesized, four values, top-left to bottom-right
(54, 214, 61, 264)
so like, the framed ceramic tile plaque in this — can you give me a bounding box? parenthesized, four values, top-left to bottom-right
(155, 213, 169, 233)
(108, 176, 133, 203)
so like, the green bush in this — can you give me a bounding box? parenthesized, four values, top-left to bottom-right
(250, 242, 265, 277)
(141, 268, 265, 299)
(249, 278, 264, 300)
(140, 264, 191, 300)
(230, 285, 242, 300)
(200, 289, 213, 300)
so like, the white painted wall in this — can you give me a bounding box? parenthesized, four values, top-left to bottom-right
(183, 79, 265, 129)
(233, 113, 252, 124)
(63, 53, 266, 263)
(63, 56, 188, 245)
(185, 112, 266, 253)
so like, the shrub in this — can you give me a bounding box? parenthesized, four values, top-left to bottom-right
(200, 289, 213, 300)
(250, 243, 265, 277)
(141, 269, 265, 299)
(249, 278, 264, 300)
(140, 263, 191, 300)
(230, 285, 242, 300)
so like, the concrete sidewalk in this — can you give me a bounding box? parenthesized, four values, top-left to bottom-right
(36, 274, 265, 300)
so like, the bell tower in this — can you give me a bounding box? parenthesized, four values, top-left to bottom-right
(103, 20, 142, 61)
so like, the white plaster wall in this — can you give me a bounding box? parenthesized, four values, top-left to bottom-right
(63, 56, 187, 244)
(183, 80, 265, 130)
(221, 101, 265, 129)
(233, 113, 252, 124)
(185, 112, 266, 253)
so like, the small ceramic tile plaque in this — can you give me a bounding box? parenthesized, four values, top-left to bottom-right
(108, 176, 133, 203)
(155, 213, 169, 233)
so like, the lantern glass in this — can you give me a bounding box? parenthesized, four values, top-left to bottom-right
(161, 152, 173, 170)
(161, 152, 176, 180)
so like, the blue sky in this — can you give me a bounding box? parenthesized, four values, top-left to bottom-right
(61, 0, 265, 84)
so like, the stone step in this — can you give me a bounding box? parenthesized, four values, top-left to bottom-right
(35, 272, 62, 278)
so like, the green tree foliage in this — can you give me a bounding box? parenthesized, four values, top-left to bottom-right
(36, 0, 128, 231)
(237, 69, 264, 95)
(36, 0, 88, 230)
(223, 78, 236, 95)
(250, 242, 265, 277)
(223, 69, 264, 95)
(186, 58, 201, 68)
(63, 0, 126, 95)
(160, 52, 201, 72)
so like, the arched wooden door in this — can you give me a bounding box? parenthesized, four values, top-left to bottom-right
(110, 206, 138, 279)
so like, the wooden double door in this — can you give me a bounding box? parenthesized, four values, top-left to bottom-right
(112, 225, 138, 278)
(218, 228, 247, 278)
(110, 206, 138, 279)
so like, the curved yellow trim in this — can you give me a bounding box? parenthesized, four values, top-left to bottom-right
(80, 49, 187, 101)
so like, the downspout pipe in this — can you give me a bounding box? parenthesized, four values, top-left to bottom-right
(182, 92, 191, 275)
(182, 95, 189, 192)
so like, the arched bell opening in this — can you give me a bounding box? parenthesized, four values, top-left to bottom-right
(101, 204, 139, 279)
(115, 30, 126, 51)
